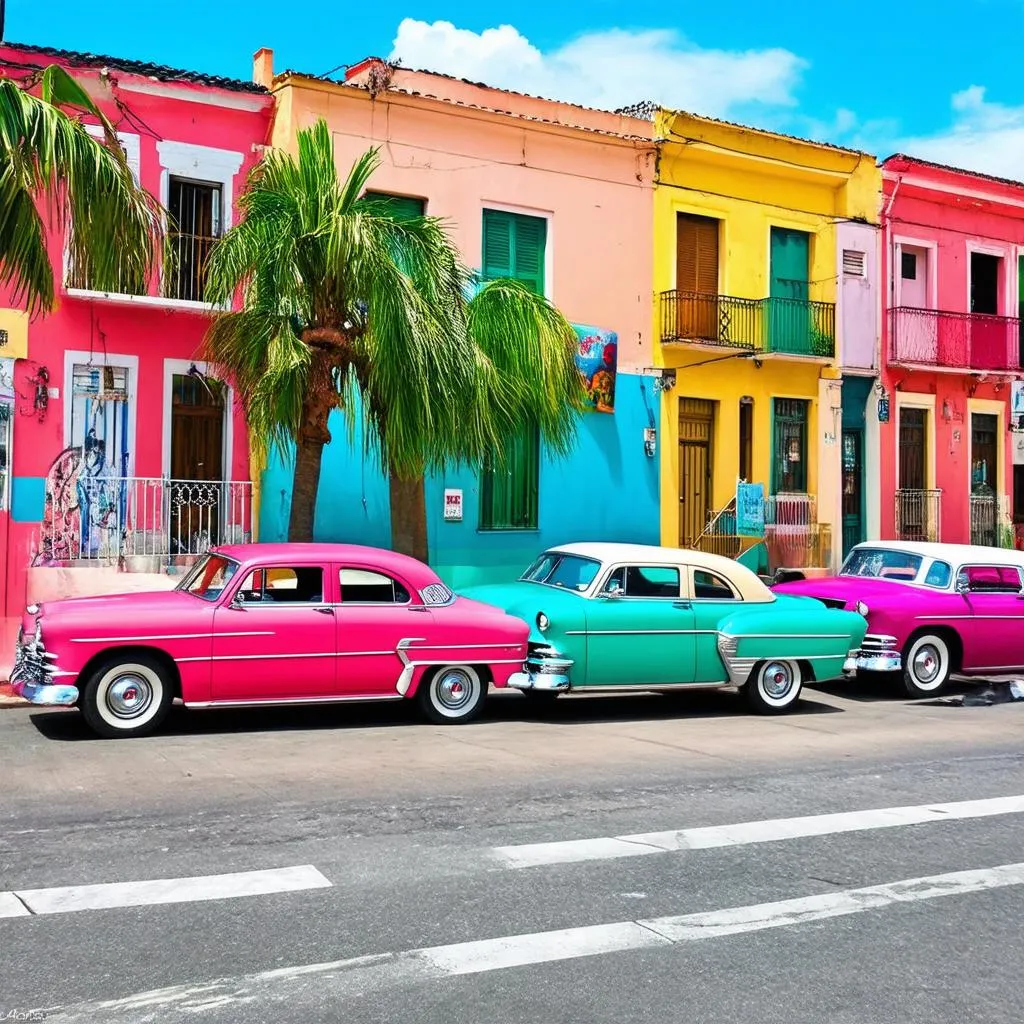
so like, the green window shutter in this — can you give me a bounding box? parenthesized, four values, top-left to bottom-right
(511, 215, 546, 295)
(482, 209, 547, 294)
(482, 209, 514, 281)
(479, 423, 540, 530)
(364, 192, 425, 221)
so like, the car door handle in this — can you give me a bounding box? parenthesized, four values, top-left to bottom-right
(674, 600, 692, 609)
(314, 606, 334, 615)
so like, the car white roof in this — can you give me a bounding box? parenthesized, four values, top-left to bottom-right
(851, 540, 1024, 568)
(546, 542, 772, 601)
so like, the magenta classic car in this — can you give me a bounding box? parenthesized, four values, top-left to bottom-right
(773, 540, 1024, 697)
(10, 543, 530, 737)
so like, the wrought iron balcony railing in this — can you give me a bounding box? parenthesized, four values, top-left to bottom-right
(895, 489, 941, 542)
(163, 232, 218, 303)
(890, 307, 1021, 372)
(659, 291, 835, 358)
(38, 476, 253, 569)
(659, 290, 762, 351)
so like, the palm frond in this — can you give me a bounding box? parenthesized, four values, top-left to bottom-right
(0, 65, 162, 316)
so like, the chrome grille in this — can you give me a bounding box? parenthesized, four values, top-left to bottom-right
(861, 634, 898, 652)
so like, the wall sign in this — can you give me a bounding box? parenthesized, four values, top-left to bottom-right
(443, 488, 463, 521)
(573, 325, 617, 414)
(877, 395, 890, 423)
(736, 482, 766, 538)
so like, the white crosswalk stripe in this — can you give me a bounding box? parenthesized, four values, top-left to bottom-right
(490, 794, 1024, 868)
(41, 860, 1024, 1020)
(0, 865, 332, 918)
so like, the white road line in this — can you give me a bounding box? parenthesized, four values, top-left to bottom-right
(0, 891, 29, 918)
(492, 794, 1024, 868)
(4, 865, 332, 916)
(42, 861, 1024, 1020)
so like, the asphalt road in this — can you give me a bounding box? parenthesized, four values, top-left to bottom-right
(2, 679, 1024, 1023)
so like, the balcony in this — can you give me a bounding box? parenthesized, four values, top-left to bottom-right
(890, 307, 1021, 372)
(39, 477, 253, 570)
(895, 489, 941, 542)
(659, 291, 835, 358)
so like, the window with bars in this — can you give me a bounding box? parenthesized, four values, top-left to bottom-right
(478, 209, 547, 526)
(771, 398, 809, 494)
(166, 177, 223, 302)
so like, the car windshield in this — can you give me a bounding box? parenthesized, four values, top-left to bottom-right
(840, 547, 923, 582)
(520, 553, 601, 592)
(177, 554, 240, 601)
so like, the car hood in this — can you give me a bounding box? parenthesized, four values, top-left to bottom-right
(36, 588, 197, 625)
(460, 581, 584, 624)
(772, 575, 915, 609)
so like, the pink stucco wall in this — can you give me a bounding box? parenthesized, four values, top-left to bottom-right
(280, 63, 657, 372)
(837, 220, 880, 371)
(0, 46, 272, 673)
(880, 157, 1024, 543)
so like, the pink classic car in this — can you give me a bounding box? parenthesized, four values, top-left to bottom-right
(10, 543, 530, 737)
(773, 540, 1024, 697)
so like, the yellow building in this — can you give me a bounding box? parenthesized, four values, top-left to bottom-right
(652, 110, 880, 570)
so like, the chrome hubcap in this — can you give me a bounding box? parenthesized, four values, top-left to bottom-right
(762, 662, 793, 699)
(913, 645, 941, 683)
(106, 673, 154, 720)
(435, 670, 474, 711)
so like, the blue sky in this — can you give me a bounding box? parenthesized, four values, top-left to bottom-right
(8, 0, 1024, 175)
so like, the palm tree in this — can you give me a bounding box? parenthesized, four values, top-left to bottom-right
(0, 63, 161, 315)
(204, 119, 586, 559)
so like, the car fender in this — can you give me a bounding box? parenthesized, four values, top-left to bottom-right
(715, 602, 867, 685)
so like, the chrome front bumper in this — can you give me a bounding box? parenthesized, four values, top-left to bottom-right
(10, 625, 78, 706)
(843, 635, 902, 676)
(506, 645, 573, 692)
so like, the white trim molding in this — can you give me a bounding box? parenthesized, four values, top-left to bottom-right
(62, 349, 140, 475)
(83, 125, 141, 183)
(965, 241, 1015, 317)
(156, 140, 245, 233)
(892, 235, 938, 309)
(161, 358, 235, 481)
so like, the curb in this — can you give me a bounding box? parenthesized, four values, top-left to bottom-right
(0, 683, 28, 709)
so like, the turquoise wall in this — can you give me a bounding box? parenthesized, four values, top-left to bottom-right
(259, 372, 661, 587)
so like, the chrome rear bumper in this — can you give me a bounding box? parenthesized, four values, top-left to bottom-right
(844, 635, 902, 676)
(506, 644, 573, 692)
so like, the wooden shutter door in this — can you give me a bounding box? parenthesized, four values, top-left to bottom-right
(512, 215, 547, 295)
(676, 214, 719, 340)
(482, 210, 513, 281)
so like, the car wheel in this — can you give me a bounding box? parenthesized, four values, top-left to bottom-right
(418, 665, 486, 725)
(80, 654, 173, 739)
(901, 633, 952, 698)
(745, 659, 803, 714)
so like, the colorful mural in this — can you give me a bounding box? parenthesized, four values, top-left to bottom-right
(574, 325, 617, 413)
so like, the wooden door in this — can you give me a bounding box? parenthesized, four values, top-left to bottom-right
(768, 227, 811, 353)
(675, 214, 719, 341)
(169, 373, 225, 552)
(678, 398, 715, 547)
(841, 429, 864, 556)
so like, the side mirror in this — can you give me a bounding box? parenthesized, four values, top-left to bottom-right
(230, 592, 248, 610)
(955, 577, 970, 595)
(598, 588, 622, 600)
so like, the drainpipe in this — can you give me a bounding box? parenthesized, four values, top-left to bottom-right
(879, 173, 902, 541)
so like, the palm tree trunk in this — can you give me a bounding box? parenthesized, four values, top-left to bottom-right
(389, 472, 428, 563)
(288, 435, 325, 542)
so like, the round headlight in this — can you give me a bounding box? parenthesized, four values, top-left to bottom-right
(855, 600, 869, 617)
(537, 612, 550, 632)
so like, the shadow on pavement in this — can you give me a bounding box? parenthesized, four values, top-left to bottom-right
(24, 686, 841, 741)
(810, 674, 981, 704)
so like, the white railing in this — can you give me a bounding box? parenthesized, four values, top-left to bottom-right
(55, 476, 252, 567)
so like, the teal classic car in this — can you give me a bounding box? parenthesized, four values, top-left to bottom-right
(463, 543, 868, 713)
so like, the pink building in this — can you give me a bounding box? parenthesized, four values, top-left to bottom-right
(0, 43, 273, 671)
(881, 155, 1024, 548)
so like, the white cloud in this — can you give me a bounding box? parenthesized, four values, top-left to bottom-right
(893, 86, 1024, 178)
(389, 19, 807, 118)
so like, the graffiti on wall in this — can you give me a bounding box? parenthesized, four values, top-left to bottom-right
(33, 437, 127, 566)
(573, 325, 617, 414)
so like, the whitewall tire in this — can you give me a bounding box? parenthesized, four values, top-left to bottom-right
(746, 660, 803, 714)
(902, 634, 952, 698)
(418, 665, 486, 725)
(81, 655, 173, 739)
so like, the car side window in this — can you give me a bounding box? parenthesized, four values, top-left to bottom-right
(924, 561, 951, 588)
(339, 568, 411, 604)
(958, 564, 1023, 594)
(238, 566, 324, 604)
(693, 569, 737, 600)
(607, 565, 680, 598)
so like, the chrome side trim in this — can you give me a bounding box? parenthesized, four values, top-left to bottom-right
(185, 695, 406, 709)
(72, 631, 275, 643)
(564, 629, 717, 636)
